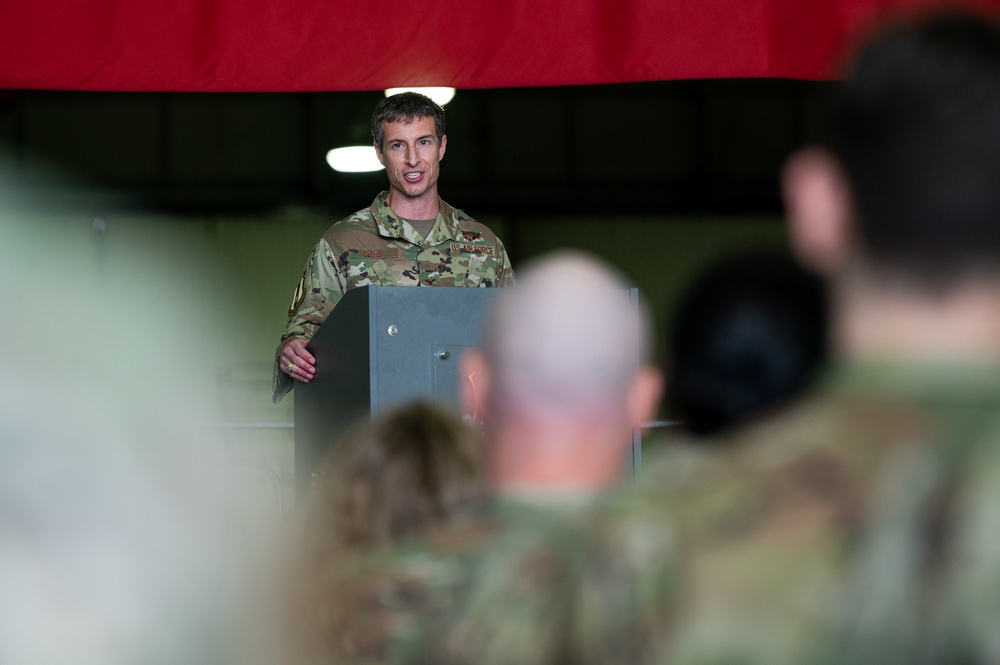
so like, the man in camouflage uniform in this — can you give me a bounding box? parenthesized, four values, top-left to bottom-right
(273, 92, 514, 402)
(605, 10, 1000, 665)
(292, 251, 664, 665)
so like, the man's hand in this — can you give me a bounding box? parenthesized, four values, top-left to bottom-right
(280, 338, 317, 383)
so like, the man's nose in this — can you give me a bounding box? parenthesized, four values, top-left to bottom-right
(405, 145, 418, 165)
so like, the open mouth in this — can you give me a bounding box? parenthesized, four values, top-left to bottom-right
(404, 171, 423, 182)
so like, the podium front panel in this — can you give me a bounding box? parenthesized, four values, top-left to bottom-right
(294, 286, 499, 486)
(368, 286, 500, 413)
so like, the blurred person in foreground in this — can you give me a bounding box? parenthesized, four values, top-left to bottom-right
(0, 192, 280, 664)
(273, 91, 515, 403)
(664, 249, 829, 438)
(460, 250, 662, 501)
(307, 401, 485, 552)
(286, 401, 486, 664)
(282, 250, 663, 665)
(613, 9, 1000, 665)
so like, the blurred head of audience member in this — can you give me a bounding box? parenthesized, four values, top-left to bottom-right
(287, 401, 485, 665)
(784, 9, 1000, 361)
(780, 9, 1000, 663)
(461, 250, 662, 497)
(666, 250, 829, 438)
(307, 400, 486, 556)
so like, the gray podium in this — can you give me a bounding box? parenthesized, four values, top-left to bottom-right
(293, 285, 643, 487)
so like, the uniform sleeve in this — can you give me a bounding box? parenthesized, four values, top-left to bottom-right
(931, 429, 1000, 663)
(272, 237, 348, 403)
(495, 241, 516, 288)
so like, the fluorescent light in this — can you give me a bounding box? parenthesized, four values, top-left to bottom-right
(384, 87, 456, 106)
(326, 146, 384, 173)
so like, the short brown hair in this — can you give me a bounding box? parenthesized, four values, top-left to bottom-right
(311, 400, 484, 552)
(371, 91, 446, 150)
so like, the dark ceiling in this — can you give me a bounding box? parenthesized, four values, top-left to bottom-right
(0, 79, 838, 217)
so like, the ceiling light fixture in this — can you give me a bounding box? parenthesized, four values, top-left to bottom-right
(384, 87, 456, 106)
(326, 146, 383, 173)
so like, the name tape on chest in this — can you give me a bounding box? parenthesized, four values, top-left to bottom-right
(361, 248, 403, 260)
(450, 242, 495, 256)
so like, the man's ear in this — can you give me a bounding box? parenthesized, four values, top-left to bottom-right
(782, 148, 854, 274)
(374, 141, 385, 166)
(628, 366, 663, 431)
(438, 134, 447, 162)
(458, 349, 490, 426)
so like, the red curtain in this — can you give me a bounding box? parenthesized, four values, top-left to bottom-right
(1, 0, 997, 91)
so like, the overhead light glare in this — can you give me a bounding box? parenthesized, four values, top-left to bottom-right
(384, 87, 456, 106)
(326, 146, 383, 173)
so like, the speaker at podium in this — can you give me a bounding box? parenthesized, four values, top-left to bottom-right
(293, 285, 643, 488)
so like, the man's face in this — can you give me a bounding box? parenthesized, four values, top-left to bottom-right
(375, 115, 447, 203)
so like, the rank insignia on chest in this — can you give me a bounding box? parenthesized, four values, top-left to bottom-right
(462, 231, 483, 242)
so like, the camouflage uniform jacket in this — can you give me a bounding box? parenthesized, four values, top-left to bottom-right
(272, 192, 515, 402)
(294, 363, 1000, 665)
(608, 361, 1000, 665)
(303, 497, 673, 665)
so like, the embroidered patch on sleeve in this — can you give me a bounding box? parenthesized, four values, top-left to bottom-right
(287, 276, 306, 316)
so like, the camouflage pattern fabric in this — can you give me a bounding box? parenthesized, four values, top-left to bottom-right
(295, 362, 1000, 665)
(613, 361, 1000, 665)
(303, 498, 675, 665)
(818, 363, 1000, 665)
(273, 192, 515, 402)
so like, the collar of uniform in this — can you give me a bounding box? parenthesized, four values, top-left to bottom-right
(370, 191, 468, 246)
(489, 490, 607, 524)
(822, 358, 1000, 406)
